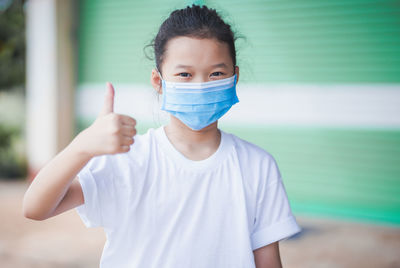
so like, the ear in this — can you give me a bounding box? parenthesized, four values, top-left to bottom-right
(151, 68, 162, 94)
(234, 65, 240, 84)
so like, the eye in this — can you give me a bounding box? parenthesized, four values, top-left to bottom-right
(178, 72, 191, 78)
(210, 71, 225, 77)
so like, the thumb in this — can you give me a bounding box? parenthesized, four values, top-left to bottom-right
(99, 82, 115, 117)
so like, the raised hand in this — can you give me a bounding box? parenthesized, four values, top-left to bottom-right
(75, 82, 137, 157)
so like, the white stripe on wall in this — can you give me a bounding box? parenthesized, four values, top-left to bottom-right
(76, 83, 400, 128)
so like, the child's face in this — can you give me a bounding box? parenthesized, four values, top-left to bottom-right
(151, 36, 239, 92)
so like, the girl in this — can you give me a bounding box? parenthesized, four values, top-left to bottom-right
(23, 4, 301, 268)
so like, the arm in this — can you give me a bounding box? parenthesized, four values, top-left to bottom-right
(22, 135, 91, 220)
(253, 241, 282, 268)
(23, 83, 136, 221)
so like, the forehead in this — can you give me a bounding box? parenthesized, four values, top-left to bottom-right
(162, 36, 233, 69)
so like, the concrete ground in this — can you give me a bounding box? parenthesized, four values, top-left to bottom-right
(1, 179, 399, 268)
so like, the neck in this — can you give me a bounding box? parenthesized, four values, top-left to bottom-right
(164, 116, 221, 161)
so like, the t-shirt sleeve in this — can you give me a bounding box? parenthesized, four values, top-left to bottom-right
(75, 154, 117, 229)
(250, 157, 302, 251)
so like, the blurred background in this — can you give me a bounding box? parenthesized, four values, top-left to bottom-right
(1, 0, 399, 267)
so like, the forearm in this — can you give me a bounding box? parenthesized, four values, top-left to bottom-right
(23, 132, 92, 220)
(254, 242, 282, 268)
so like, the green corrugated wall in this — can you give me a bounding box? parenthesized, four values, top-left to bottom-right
(77, 0, 400, 224)
(78, 0, 400, 83)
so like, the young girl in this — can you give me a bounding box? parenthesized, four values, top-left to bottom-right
(23, 5, 301, 268)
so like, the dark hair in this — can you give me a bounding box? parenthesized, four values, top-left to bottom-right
(146, 4, 237, 75)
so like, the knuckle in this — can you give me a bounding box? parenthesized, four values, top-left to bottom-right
(117, 115, 124, 124)
(131, 128, 137, 136)
(117, 115, 123, 123)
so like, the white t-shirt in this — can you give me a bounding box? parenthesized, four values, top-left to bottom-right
(75, 126, 301, 268)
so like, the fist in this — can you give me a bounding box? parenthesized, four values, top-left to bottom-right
(76, 82, 137, 157)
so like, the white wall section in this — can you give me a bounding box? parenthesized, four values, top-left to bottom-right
(76, 84, 400, 129)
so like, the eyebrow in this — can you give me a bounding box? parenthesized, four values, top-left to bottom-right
(212, 63, 228, 68)
(174, 63, 228, 69)
(175, 64, 192, 69)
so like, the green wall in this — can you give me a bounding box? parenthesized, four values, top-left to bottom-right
(78, 0, 400, 84)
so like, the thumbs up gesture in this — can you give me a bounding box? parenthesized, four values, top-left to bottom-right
(75, 82, 137, 157)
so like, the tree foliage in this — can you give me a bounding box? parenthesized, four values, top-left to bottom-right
(0, 0, 26, 91)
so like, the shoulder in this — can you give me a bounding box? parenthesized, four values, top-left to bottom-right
(223, 130, 282, 184)
(224, 130, 276, 163)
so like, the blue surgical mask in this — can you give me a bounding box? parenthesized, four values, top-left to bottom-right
(158, 72, 239, 130)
